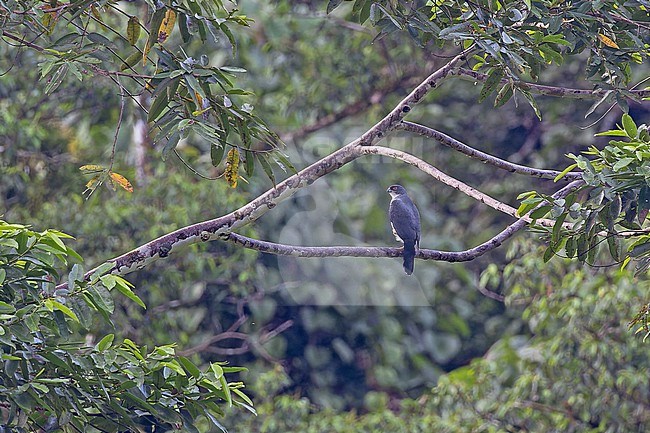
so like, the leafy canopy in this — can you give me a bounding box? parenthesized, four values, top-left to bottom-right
(0, 221, 252, 432)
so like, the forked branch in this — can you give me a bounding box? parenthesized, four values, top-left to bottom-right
(54, 49, 588, 289)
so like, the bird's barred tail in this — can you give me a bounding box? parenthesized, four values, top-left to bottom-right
(403, 241, 416, 275)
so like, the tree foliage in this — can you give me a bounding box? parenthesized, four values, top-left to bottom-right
(224, 242, 650, 432)
(2, 0, 650, 430)
(0, 221, 251, 432)
(1, 0, 291, 193)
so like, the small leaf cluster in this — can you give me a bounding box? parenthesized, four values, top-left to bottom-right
(519, 114, 650, 272)
(0, 221, 251, 432)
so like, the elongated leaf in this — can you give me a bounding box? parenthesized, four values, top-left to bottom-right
(45, 64, 68, 94)
(120, 51, 141, 71)
(479, 68, 504, 103)
(148, 92, 169, 123)
(113, 278, 146, 309)
(178, 12, 191, 43)
(225, 148, 240, 188)
(494, 83, 513, 107)
(162, 132, 181, 161)
(245, 150, 255, 176)
(144, 7, 166, 65)
(327, 0, 344, 14)
(211, 143, 226, 166)
(87, 284, 115, 314)
(598, 33, 619, 49)
(622, 113, 638, 139)
(96, 333, 115, 351)
(68, 263, 84, 290)
(258, 153, 275, 186)
(45, 300, 79, 322)
(109, 172, 134, 193)
(519, 88, 542, 120)
(127, 16, 140, 46)
(158, 9, 176, 43)
(553, 163, 578, 182)
(178, 356, 201, 378)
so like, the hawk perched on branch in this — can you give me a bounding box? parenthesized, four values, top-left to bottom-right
(387, 185, 421, 275)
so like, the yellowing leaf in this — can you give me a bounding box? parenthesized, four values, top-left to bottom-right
(42, 12, 58, 34)
(143, 41, 152, 66)
(83, 175, 102, 199)
(127, 16, 141, 46)
(90, 5, 102, 22)
(109, 171, 134, 193)
(225, 148, 240, 188)
(79, 164, 105, 173)
(598, 33, 619, 49)
(158, 9, 176, 43)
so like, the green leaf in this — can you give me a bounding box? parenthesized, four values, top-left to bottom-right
(148, 92, 169, 123)
(87, 284, 115, 314)
(607, 235, 621, 261)
(44, 64, 68, 94)
(219, 374, 232, 406)
(612, 157, 634, 171)
(552, 212, 567, 243)
(479, 68, 504, 103)
(519, 88, 542, 120)
(622, 114, 638, 139)
(179, 356, 201, 378)
(211, 143, 226, 166)
(162, 132, 181, 161)
(245, 150, 255, 176)
(127, 16, 140, 46)
(113, 277, 146, 309)
(144, 7, 166, 64)
(184, 74, 206, 100)
(258, 154, 276, 186)
(553, 163, 578, 182)
(0, 301, 16, 314)
(178, 12, 191, 43)
(595, 129, 628, 137)
(89, 262, 115, 283)
(327, 0, 344, 14)
(96, 333, 115, 351)
(529, 205, 552, 220)
(273, 151, 297, 174)
(630, 241, 650, 257)
(494, 83, 513, 107)
(68, 263, 84, 290)
(543, 245, 555, 262)
(44, 299, 79, 322)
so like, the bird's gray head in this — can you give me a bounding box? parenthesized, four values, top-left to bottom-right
(387, 184, 408, 198)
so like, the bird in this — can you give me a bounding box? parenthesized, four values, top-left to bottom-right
(387, 185, 421, 275)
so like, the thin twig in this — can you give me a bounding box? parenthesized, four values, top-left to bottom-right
(457, 68, 650, 100)
(398, 121, 582, 181)
(109, 80, 126, 171)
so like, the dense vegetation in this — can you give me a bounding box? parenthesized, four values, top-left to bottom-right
(1, 0, 649, 431)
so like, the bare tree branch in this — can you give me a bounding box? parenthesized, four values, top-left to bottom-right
(224, 181, 583, 261)
(457, 68, 650, 100)
(280, 66, 437, 142)
(397, 121, 582, 181)
(54, 47, 589, 290)
(361, 145, 531, 222)
(56, 51, 471, 288)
